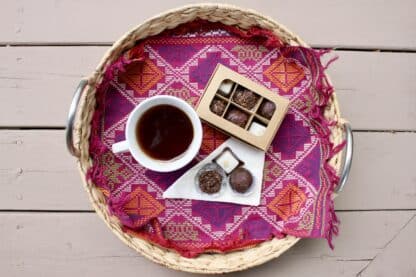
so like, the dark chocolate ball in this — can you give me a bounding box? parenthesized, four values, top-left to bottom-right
(232, 89, 259, 110)
(258, 101, 276, 119)
(229, 167, 253, 193)
(225, 108, 249, 128)
(210, 99, 227, 116)
(199, 170, 222, 194)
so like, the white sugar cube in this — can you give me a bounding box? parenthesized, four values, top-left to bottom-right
(218, 80, 234, 96)
(215, 149, 239, 174)
(248, 122, 267, 136)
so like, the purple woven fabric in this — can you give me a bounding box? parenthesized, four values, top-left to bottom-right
(87, 21, 343, 257)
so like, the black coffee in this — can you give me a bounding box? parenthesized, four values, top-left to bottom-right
(136, 105, 193, 161)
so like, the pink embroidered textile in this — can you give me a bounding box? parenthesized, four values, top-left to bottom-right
(87, 21, 343, 258)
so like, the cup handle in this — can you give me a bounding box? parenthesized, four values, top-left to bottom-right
(112, 140, 129, 154)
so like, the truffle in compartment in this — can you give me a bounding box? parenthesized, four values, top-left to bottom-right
(248, 121, 267, 136)
(225, 107, 249, 128)
(214, 149, 240, 174)
(210, 98, 227, 116)
(229, 167, 253, 193)
(218, 80, 234, 97)
(232, 87, 259, 110)
(258, 100, 276, 119)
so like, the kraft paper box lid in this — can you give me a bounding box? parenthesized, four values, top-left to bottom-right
(197, 64, 290, 151)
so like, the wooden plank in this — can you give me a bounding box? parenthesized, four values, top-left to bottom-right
(0, 0, 415, 49)
(335, 131, 416, 210)
(360, 215, 416, 277)
(1, 211, 414, 277)
(0, 46, 104, 127)
(0, 130, 91, 210)
(1, 130, 415, 211)
(326, 51, 416, 131)
(1, 47, 415, 130)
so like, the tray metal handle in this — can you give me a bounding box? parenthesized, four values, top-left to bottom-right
(335, 122, 353, 193)
(66, 79, 88, 157)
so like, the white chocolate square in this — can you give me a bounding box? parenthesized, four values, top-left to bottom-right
(218, 80, 234, 96)
(215, 150, 239, 174)
(249, 122, 267, 136)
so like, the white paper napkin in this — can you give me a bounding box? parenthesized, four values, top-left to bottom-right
(163, 138, 265, 206)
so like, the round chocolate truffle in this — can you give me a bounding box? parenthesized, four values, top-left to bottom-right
(258, 101, 276, 119)
(229, 167, 253, 193)
(199, 170, 223, 194)
(225, 108, 249, 128)
(233, 89, 259, 110)
(210, 98, 227, 116)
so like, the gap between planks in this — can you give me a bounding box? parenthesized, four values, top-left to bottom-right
(0, 209, 415, 213)
(1, 128, 415, 133)
(2, 43, 416, 53)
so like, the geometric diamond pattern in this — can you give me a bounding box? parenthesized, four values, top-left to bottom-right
(264, 56, 305, 93)
(119, 59, 164, 96)
(122, 186, 165, 228)
(267, 182, 307, 221)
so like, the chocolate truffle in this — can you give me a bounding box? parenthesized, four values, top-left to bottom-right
(232, 88, 259, 110)
(199, 170, 223, 194)
(225, 108, 249, 128)
(229, 167, 253, 193)
(258, 100, 276, 119)
(210, 98, 227, 116)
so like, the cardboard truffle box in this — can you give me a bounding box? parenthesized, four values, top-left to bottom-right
(197, 64, 290, 151)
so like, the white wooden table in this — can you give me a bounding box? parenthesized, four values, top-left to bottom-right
(1, 1, 415, 276)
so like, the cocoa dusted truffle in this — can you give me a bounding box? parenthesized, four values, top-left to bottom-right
(229, 167, 253, 193)
(198, 170, 223, 194)
(258, 100, 276, 119)
(210, 98, 227, 116)
(225, 108, 249, 128)
(232, 88, 259, 110)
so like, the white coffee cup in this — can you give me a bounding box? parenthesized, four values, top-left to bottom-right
(111, 95, 203, 172)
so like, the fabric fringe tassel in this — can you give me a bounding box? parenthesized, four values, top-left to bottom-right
(294, 47, 344, 248)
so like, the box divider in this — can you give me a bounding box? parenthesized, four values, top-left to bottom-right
(254, 114, 270, 125)
(246, 114, 255, 130)
(252, 95, 264, 113)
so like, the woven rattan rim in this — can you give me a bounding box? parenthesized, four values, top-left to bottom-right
(74, 3, 345, 274)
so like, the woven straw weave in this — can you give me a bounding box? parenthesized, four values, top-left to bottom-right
(74, 3, 345, 274)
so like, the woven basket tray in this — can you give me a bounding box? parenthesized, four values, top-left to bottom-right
(66, 3, 353, 274)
